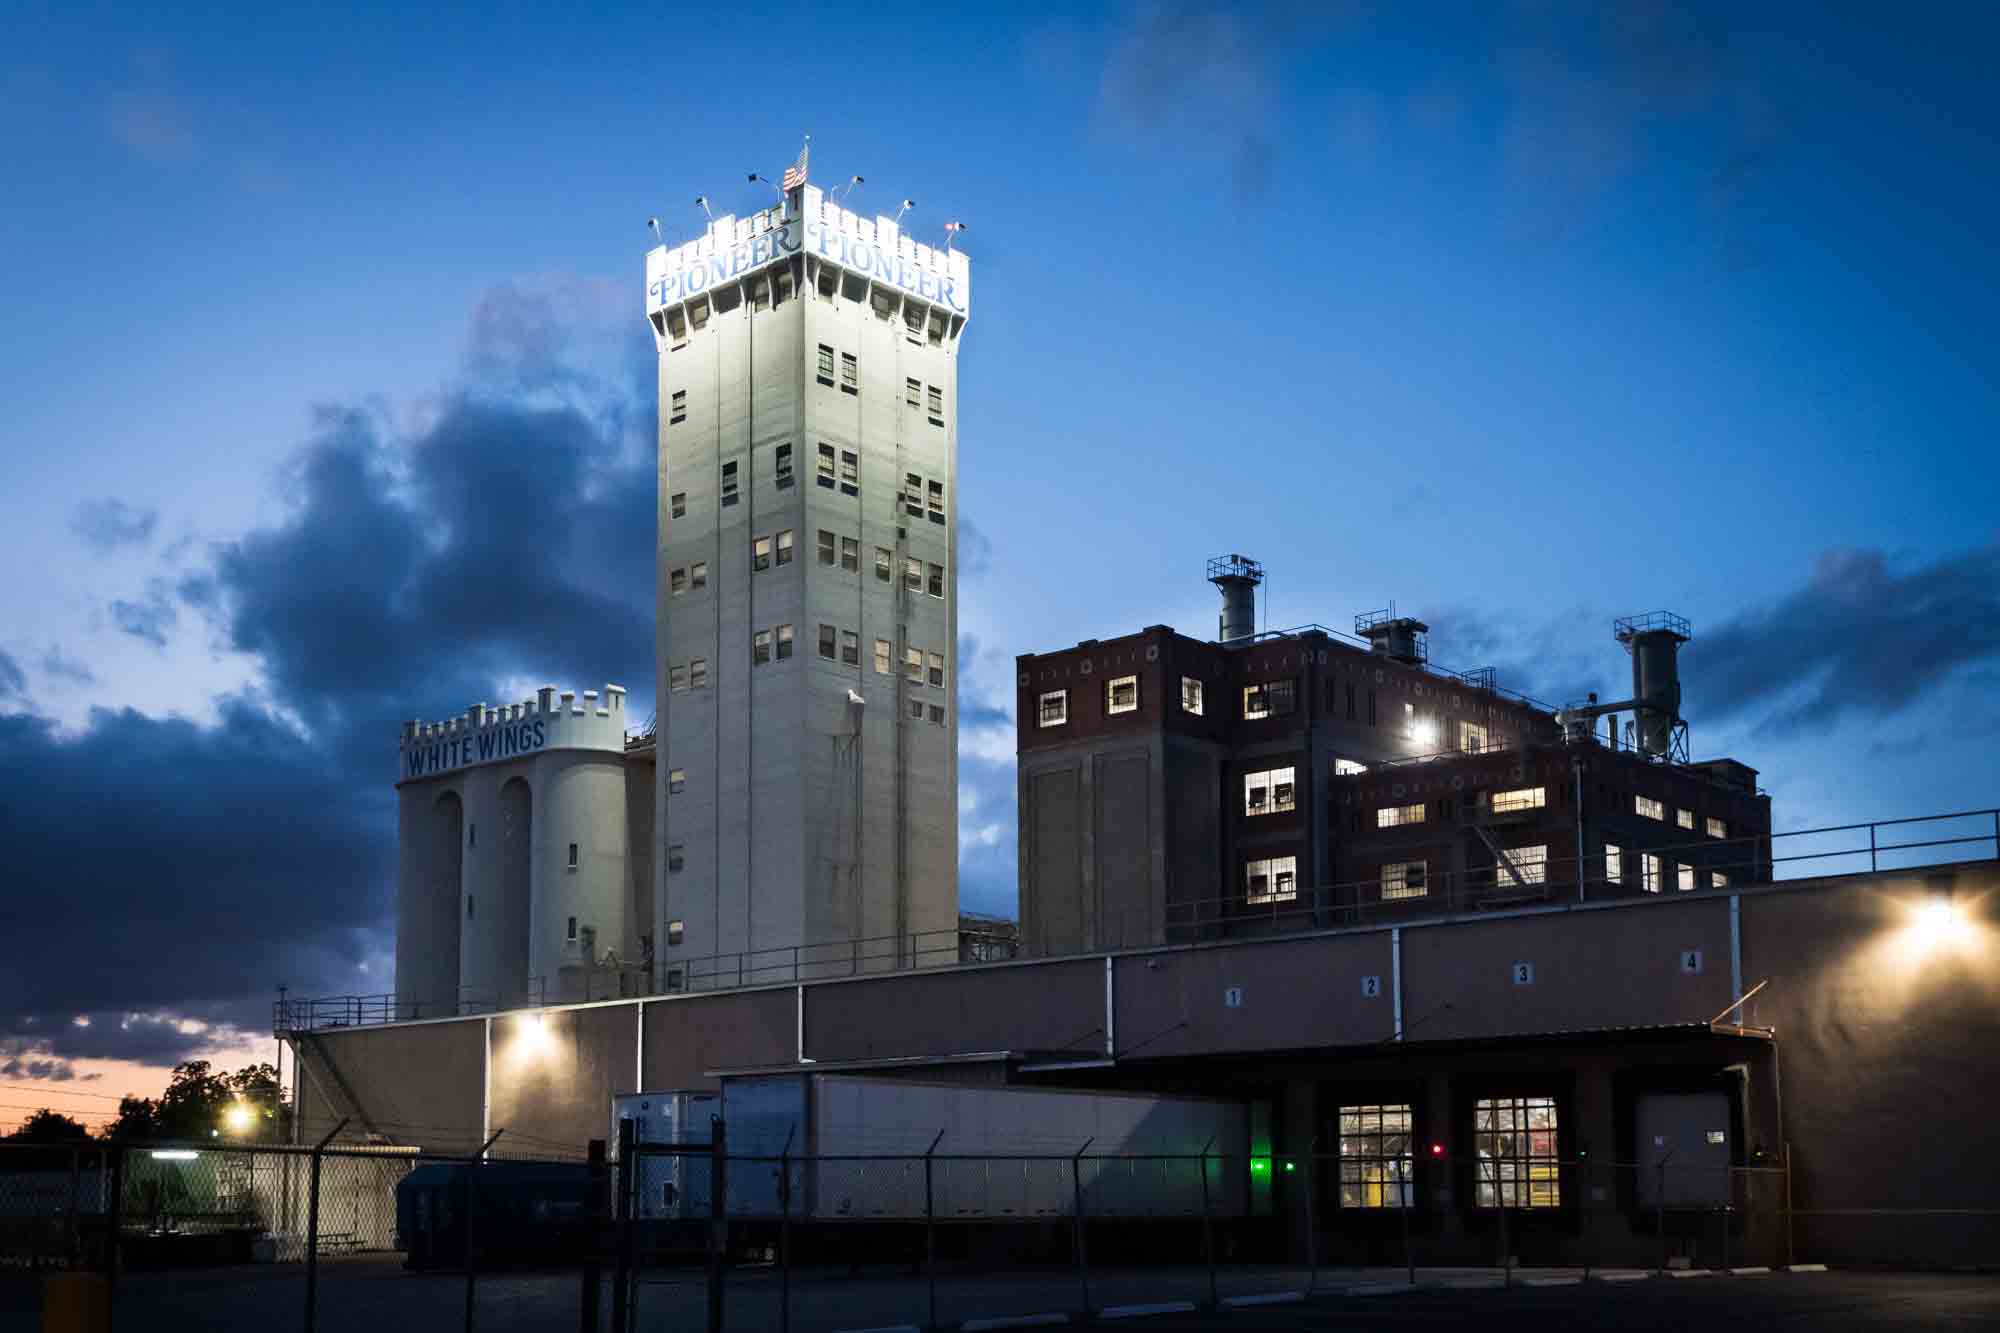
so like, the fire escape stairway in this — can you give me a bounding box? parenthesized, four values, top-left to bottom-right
(293, 1030, 389, 1143)
(1468, 824, 1548, 909)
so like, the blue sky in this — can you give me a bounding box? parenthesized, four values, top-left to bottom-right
(3, 1, 1998, 1122)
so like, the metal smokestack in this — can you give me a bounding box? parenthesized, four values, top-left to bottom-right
(1206, 554, 1264, 642)
(1614, 612, 1692, 760)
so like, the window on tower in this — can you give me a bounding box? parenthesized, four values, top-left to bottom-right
(840, 449, 859, 495)
(689, 658, 708, 689)
(753, 629, 771, 665)
(690, 561, 707, 591)
(904, 556, 923, 592)
(816, 443, 836, 488)
(670, 389, 687, 425)
(840, 630, 859, 666)
(904, 646, 923, 682)
(775, 624, 793, 659)
(905, 472, 924, 518)
(670, 492, 687, 519)
(840, 537, 859, 573)
(818, 530, 836, 566)
(669, 567, 686, 597)
(1038, 690, 1068, 727)
(874, 638, 892, 674)
(927, 562, 945, 598)
(929, 704, 945, 725)
(753, 535, 771, 571)
(909, 698, 925, 720)
(928, 652, 945, 688)
(906, 377, 922, 407)
(927, 480, 945, 524)
(774, 442, 794, 487)
(721, 460, 739, 506)
(875, 546, 892, 582)
(840, 352, 858, 394)
(776, 529, 794, 565)
(816, 344, 835, 386)
(927, 384, 943, 425)
(669, 664, 688, 693)
(818, 625, 836, 660)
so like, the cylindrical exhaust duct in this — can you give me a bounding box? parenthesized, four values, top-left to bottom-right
(1206, 554, 1264, 643)
(1614, 613, 1692, 759)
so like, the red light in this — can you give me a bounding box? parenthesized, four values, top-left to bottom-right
(1431, 1143, 1444, 1156)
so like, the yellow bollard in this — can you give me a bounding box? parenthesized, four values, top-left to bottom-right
(40, 1272, 110, 1333)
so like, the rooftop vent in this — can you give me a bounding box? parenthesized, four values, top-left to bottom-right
(1356, 606, 1429, 666)
(1206, 554, 1264, 643)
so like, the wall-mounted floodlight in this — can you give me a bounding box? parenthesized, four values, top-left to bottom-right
(647, 218, 663, 244)
(695, 196, 713, 221)
(224, 1103, 255, 1135)
(895, 199, 916, 222)
(748, 173, 782, 197)
(944, 220, 967, 252)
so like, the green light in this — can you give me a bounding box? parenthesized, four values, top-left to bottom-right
(1251, 1159, 1269, 1174)
(1284, 1161, 1296, 1173)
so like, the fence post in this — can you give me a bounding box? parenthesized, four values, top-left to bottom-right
(924, 1129, 945, 1332)
(1301, 1139, 1318, 1296)
(1498, 1182, 1511, 1289)
(612, 1118, 635, 1333)
(105, 1141, 125, 1325)
(302, 1117, 350, 1333)
(707, 1116, 727, 1333)
(1783, 1142, 1794, 1269)
(1398, 1148, 1413, 1287)
(1870, 824, 1878, 873)
(1071, 1139, 1094, 1316)
(581, 1138, 606, 1333)
(1198, 1139, 1217, 1309)
(780, 1127, 795, 1333)
(1656, 1154, 1670, 1275)
(467, 1129, 504, 1333)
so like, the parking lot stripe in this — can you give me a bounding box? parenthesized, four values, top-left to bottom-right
(1729, 1267, 1772, 1276)
(1524, 1277, 1582, 1287)
(1786, 1264, 1829, 1273)
(1667, 1269, 1714, 1279)
(1593, 1272, 1654, 1283)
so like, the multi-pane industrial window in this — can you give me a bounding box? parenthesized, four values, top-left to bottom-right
(566, 843, 579, 870)
(1181, 677, 1204, 715)
(1338, 1105, 1412, 1208)
(840, 537, 859, 573)
(905, 472, 925, 517)
(1676, 807, 1696, 830)
(905, 376, 921, 406)
(1605, 843, 1623, 884)
(666, 919, 685, 946)
(753, 629, 771, 665)
(669, 389, 686, 424)
(775, 624, 793, 660)
(1378, 802, 1426, 828)
(1473, 1096, 1560, 1208)
(928, 704, 945, 725)
(1641, 853, 1663, 892)
(1492, 786, 1546, 814)
(926, 384, 943, 423)
(874, 639, 892, 674)
(1706, 816, 1726, 839)
(753, 536, 772, 571)
(1502, 844, 1547, 885)
(1381, 861, 1427, 900)
(839, 351, 858, 394)
(818, 624, 837, 660)
(818, 530, 836, 566)
(927, 480, 945, 523)
(669, 567, 687, 596)
(1245, 855, 1297, 904)
(669, 664, 688, 693)
(817, 444, 836, 488)
(776, 529, 793, 565)
(1107, 675, 1139, 715)
(775, 443, 793, 486)
(840, 631, 859, 666)
(1460, 720, 1490, 753)
(909, 698, 925, 720)
(1334, 758, 1368, 775)
(667, 844, 683, 872)
(1243, 679, 1296, 720)
(1038, 690, 1068, 727)
(1635, 795, 1665, 821)
(690, 562, 707, 591)
(904, 646, 924, 682)
(928, 653, 945, 688)
(840, 449, 859, 494)
(667, 768, 686, 795)
(689, 658, 707, 689)
(670, 492, 687, 519)
(816, 344, 835, 385)
(1243, 766, 1295, 816)
(720, 460, 739, 506)
(927, 562, 945, 598)
(904, 556, 923, 591)
(1713, 870, 1731, 889)
(1677, 863, 1696, 892)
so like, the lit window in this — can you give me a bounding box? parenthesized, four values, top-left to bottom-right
(1245, 855, 1298, 904)
(670, 389, 687, 424)
(840, 449, 858, 494)
(668, 769, 685, 794)
(904, 472, 924, 517)
(905, 556, 923, 591)
(689, 658, 707, 689)
(1677, 863, 1696, 892)
(927, 479, 944, 524)
(720, 460, 739, 506)
(840, 351, 858, 394)
(874, 639, 892, 674)
(753, 629, 771, 665)
(776, 624, 793, 660)
(1338, 1105, 1412, 1208)
(1106, 675, 1139, 715)
(1474, 1096, 1560, 1208)
(670, 492, 686, 519)
(905, 376, 921, 406)
(669, 664, 688, 693)
(929, 704, 945, 725)
(1605, 843, 1623, 884)
(1181, 677, 1204, 715)
(667, 919, 685, 946)
(840, 631, 859, 666)
(690, 561, 706, 591)
(1492, 786, 1546, 814)
(1243, 766, 1296, 816)
(1706, 817, 1726, 839)
(841, 537, 859, 573)
(1377, 803, 1426, 829)
(816, 343, 835, 385)
(1334, 758, 1368, 775)
(875, 546, 892, 582)
(904, 646, 923, 682)
(1381, 861, 1427, 900)
(1636, 795, 1665, 821)
(1243, 679, 1295, 719)
(818, 529, 836, 565)
(1038, 690, 1068, 727)
(1712, 870, 1730, 889)
(667, 844, 683, 872)
(670, 567, 687, 596)
(1501, 845, 1547, 885)
(927, 562, 945, 598)
(753, 536, 772, 571)
(928, 652, 945, 688)
(818, 624, 836, 660)
(1460, 720, 1489, 753)
(775, 443, 793, 486)
(776, 529, 793, 565)
(1641, 853, 1662, 893)
(567, 843, 579, 869)
(816, 443, 836, 488)
(1676, 808, 1695, 830)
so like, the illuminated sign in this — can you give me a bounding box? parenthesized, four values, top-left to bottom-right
(646, 217, 967, 317)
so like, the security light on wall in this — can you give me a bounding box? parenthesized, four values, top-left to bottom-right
(895, 199, 916, 222)
(647, 217, 663, 244)
(695, 196, 713, 221)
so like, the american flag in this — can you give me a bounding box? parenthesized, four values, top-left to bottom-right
(781, 142, 809, 192)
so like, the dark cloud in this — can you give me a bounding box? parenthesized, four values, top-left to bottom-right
(1424, 603, 1609, 710)
(1, 284, 657, 1065)
(1688, 546, 2000, 738)
(109, 580, 178, 647)
(69, 498, 159, 553)
(0, 1045, 81, 1082)
(958, 516, 995, 582)
(40, 646, 95, 686)
(0, 649, 22, 699)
